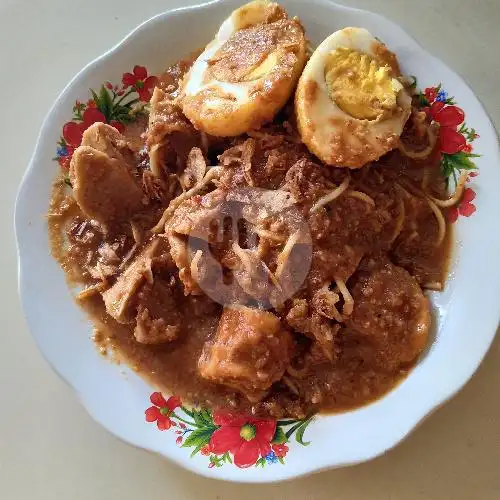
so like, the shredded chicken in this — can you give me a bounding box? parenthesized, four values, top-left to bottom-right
(180, 147, 207, 190)
(101, 239, 161, 323)
(147, 87, 199, 177)
(151, 167, 222, 232)
(312, 285, 343, 322)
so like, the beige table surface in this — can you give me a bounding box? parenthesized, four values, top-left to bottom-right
(2, 0, 500, 498)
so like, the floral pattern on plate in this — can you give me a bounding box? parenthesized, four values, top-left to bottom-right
(145, 392, 313, 469)
(415, 83, 480, 222)
(52, 72, 481, 471)
(54, 65, 157, 172)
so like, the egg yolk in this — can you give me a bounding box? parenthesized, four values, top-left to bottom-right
(325, 47, 402, 120)
(244, 51, 278, 80)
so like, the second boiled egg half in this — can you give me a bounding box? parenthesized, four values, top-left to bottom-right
(295, 27, 412, 168)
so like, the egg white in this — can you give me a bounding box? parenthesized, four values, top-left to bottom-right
(180, 1, 306, 137)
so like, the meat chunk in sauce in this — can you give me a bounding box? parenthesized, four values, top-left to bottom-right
(166, 189, 225, 241)
(199, 306, 294, 402)
(286, 298, 340, 362)
(101, 239, 163, 323)
(134, 280, 181, 344)
(147, 87, 199, 177)
(81, 122, 136, 167)
(48, 48, 452, 418)
(69, 129, 143, 224)
(348, 261, 431, 369)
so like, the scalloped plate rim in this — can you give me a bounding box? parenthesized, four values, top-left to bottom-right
(15, 0, 500, 483)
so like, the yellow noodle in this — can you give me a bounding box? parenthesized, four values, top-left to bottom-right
(426, 197, 446, 247)
(390, 197, 406, 244)
(131, 221, 143, 245)
(398, 123, 438, 159)
(421, 167, 430, 191)
(286, 365, 309, 379)
(422, 281, 443, 291)
(310, 175, 350, 213)
(151, 167, 222, 233)
(347, 190, 376, 208)
(252, 227, 286, 243)
(190, 249, 203, 284)
(275, 230, 301, 279)
(335, 278, 354, 317)
(427, 171, 468, 208)
(76, 282, 106, 301)
(149, 139, 168, 177)
(282, 375, 300, 395)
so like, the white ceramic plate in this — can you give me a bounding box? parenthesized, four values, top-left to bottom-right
(15, 0, 500, 483)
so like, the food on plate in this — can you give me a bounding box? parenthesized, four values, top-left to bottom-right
(295, 27, 412, 168)
(180, 0, 307, 136)
(48, 2, 455, 419)
(199, 305, 295, 402)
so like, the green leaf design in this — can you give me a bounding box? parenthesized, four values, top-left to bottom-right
(222, 452, 232, 464)
(441, 150, 480, 188)
(90, 88, 100, 108)
(278, 457, 285, 465)
(98, 85, 114, 121)
(271, 426, 287, 444)
(191, 408, 214, 428)
(285, 421, 304, 440)
(417, 95, 429, 107)
(209, 455, 224, 467)
(181, 407, 194, 418)
(200, 409, 214, 425)
(182, 427, 216, 456)
(444, 151, 479, 172)
(276, 419, 299, 426)
(295, 417, 313, 446)
(255, 457, 266, 468)
(111, 105, 134, 123)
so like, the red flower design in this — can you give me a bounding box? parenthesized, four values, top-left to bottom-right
(122, 65, 158, 102)
(433, 105, 464, 127)
(176, 436, 183, 446)
(209, 412, 276, 468)
(424, 87, 437, 103)
(439, 126, 466, 154)
(62, 107, 106, 147)
(200, 445, 211, 456)
(145, 392, 181, 431)
(426, 102, 467, 155)
(448, 187, 477, 223)
(463, 143, 473, 153)
(86, 99, 97, 109)
(58, 156, 72, 170)
(430, 101, 445, 118)
(109, 120, 125, 133)
(272, 443, 289, 458)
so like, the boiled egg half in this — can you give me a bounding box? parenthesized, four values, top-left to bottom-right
(295, 27, 412, 168)
(180, 0, 307, 137)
